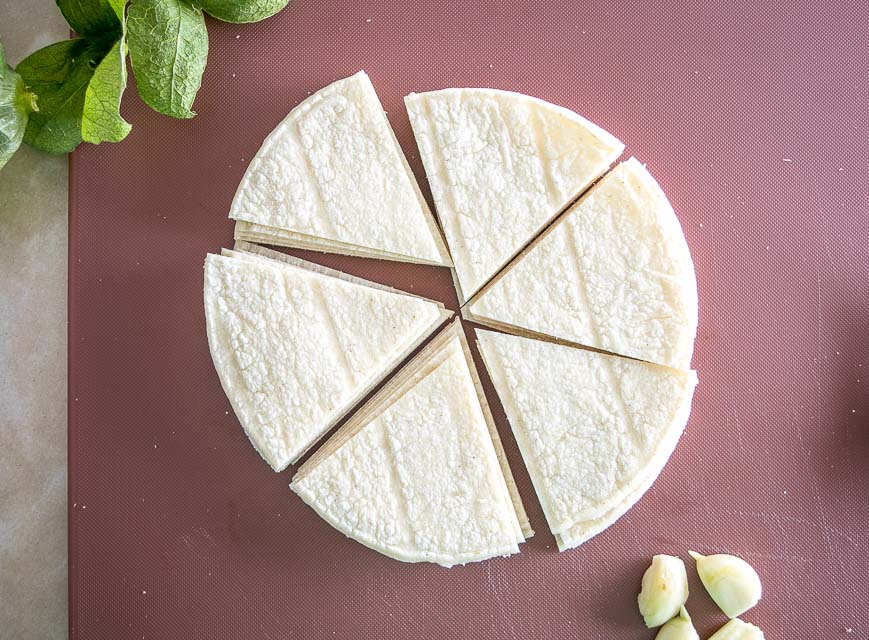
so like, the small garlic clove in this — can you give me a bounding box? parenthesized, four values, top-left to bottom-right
(655, 606, 700, 640)
(638, 554, 689, 627)
(689, 551, 762, 618)
(708, 618, 765, 639)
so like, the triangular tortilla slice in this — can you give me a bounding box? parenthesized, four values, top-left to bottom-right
(229, 71, 451, 266)
(291, 321, 532, 567)
(405, 88, 624, 302)
(475, 330, 697, 550)
(203, 243, 452, 472)
(464, 158, 698, 370)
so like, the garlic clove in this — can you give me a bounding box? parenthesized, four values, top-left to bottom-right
(654, 606, 700, 640)
(638, 554, 690, 627)
(689, 551, 762, 618)
(707, 618, 765, 639)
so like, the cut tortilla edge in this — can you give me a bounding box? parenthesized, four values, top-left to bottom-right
(292, 318, 531, 542)
(205, 247, 453, 469)
(453, 141, 622, 301)
(463, 156, 698, 370)
(404, 88, 625, 301)
(463, 307, 621, 360)
(453, 323, 533, 541)
(437, 143, 623, 303)
(464, 307, 688, 371)
(234, 221, 453, 267)
(461, 161, 618, 312)
(230, 241, 450, 306)
(368, 74, 453, 268)
(292, 321, 460, 482)
(474, 329, 565, 535)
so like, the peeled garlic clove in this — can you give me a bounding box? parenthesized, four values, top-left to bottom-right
(655, 606, 700, 640)
(689, 551, 762, 618)
(708, 618, 765, 639)
(638, 554, 689, 627)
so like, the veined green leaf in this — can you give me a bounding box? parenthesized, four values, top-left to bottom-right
(17, 39, 108, 154)
(82, 39, 131, 143)
(127, 0, 208, 119)
(1, 40, 38, 170)
(56, 0, 123, 38)
(196, 0, 290, 23)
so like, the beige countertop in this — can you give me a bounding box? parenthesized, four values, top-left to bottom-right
(0, 1, 69, 637)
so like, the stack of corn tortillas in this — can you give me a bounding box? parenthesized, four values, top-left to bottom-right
(205, 71, 698, 566)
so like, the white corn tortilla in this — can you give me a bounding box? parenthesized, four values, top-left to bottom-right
(203, 245, 451, 471)
(465, 157, 698, 369)
(476, 330, 697, 547)
(405, 88, 623, 301)
(291, 322, 530, 567)
(229, 71, 451, 266)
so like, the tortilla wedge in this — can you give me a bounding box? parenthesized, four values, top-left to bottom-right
(203, 243, 451, 471)
(475, 330, 697, 549)
(230, 71, 451, 266)
(291, 321, 532, 566)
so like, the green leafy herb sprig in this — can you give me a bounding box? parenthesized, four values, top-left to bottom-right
(0, 0, 289, 171)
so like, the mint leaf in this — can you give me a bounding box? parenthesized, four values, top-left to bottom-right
(56, 0, 123, 38)
(1, 40, 37, 170)
(82, 39, 131, 143)
(17, 39, 108, 154)
(196, 0, 290, 23)
(127, 0, 208, 119)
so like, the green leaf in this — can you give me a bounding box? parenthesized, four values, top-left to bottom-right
(195, 0, 290, 23)
(82, 39, 131, 143)
(56, 0, 123, 38)
(17, 39, 108, 154)
(1, 40, 38, 170)
(127, 0, 208, 119)
(108, 0, 128, 20)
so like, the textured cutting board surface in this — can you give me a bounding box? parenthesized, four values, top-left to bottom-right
(69, 1, 868, 638)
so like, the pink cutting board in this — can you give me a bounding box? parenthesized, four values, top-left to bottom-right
(69, 1, 869, 638)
